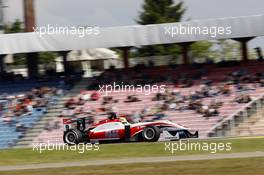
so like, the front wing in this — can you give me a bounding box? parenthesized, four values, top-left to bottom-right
(161, 128, 199, 140)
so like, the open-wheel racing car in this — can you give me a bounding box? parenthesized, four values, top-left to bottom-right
(63, 117, 198, 144)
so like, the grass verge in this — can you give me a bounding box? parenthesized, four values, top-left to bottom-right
(0, 137, 263, 166)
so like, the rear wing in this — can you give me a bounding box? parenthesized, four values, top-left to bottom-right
(63, 117, 89, 132)
(63, 118, 73, 131)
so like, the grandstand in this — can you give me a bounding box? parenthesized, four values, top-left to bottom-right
(23, 60, 264, 146)
(229, 107, 264, 136)
(0, 58, 262, 149)
(0, 79, 74, 148)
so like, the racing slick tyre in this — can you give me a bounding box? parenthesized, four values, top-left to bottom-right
(63, 129, 84, 145)
(142, 126, 160, 142)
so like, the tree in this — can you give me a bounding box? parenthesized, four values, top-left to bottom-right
(190, 41, 214, 63)
(4, 19, 26, 65)
(4, 19, 24, 33)
(210, 40, 240, 62)
(136, 0, 185, 57)
(217, 40, 240, 61)
(4, 19, 57, 65)
(136, 0, 214, 62)
(39, 52, 58, 64)
(137, 0, 186, 25)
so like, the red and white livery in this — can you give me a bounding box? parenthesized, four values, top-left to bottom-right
(63, 117, 198, 144)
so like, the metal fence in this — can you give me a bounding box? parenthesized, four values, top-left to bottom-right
(207, 94, 264, 137)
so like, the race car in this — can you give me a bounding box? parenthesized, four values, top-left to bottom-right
(62, 117, 198, 145)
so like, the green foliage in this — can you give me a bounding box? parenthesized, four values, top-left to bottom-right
(190, 41, 214, 60)
(39, 52, 58, 64)
(136, 0, 185, 57)
(4, 20, 57, 65)
(4, 19, 24, 34)
(12, 55, 26, 65)
(137, 0, 186, 25)
(136, 0, 214, 61)
(4, 19, 26, 65)
(217, 39, 240, 61)
(205, 40, 240, 62)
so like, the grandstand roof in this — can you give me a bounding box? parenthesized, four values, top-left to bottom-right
(0, 14, 264, 55)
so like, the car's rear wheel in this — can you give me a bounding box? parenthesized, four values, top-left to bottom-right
(63, 129, 84, 145)
(142, 126, 160, 142)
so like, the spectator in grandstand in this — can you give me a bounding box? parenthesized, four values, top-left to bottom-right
(152, 92, 166, 101)
(90, 91, 100, 101)
(65, 97, 77, 109)
(190, 91, 202, 100)
(56, 88, 64, 97)
(168, 102, 177, 110)
(234, 93, 252, 103)
(102, 96, 118, 105)
(201, 77, 213, 86)
(209, 99, 223, 109)
(16, 123, 27, 134)
(188, 99, 202, 111)
(178, 78, 193, 88)
(198, 105, 219, 118)
(199, 84, 211, 97)
(219, 83, 231, 95)
(235, 84, 256, 92)
(161, 102, 169, 111)
(26, 103, 34, 114)
(208, 86, 220, 97)
(80, 91, 91, 101)
(124, 95, 141, 103)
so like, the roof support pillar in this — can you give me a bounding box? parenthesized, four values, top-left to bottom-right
(26, 52, 39, 79)
(233, 37, 254, 62)
(122, 47, 130, 70)
(60, 51, 71, 75)
(0, 54, 6, 73)
(179, 42, 193, 65)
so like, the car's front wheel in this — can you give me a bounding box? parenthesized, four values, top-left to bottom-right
(63, 129, 84, 145)
(142, 126, 160, 142)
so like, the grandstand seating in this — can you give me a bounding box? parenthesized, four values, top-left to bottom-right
(0, 79, 71, 149)
(0, 108, 46, 148)
(31, 61, 264, 145)
(229, 108, 264, 136)
(32, 85, 264, 145)
(0, 79, 72, 94)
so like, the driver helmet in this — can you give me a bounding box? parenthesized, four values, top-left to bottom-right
(120, 117, 128, 124)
